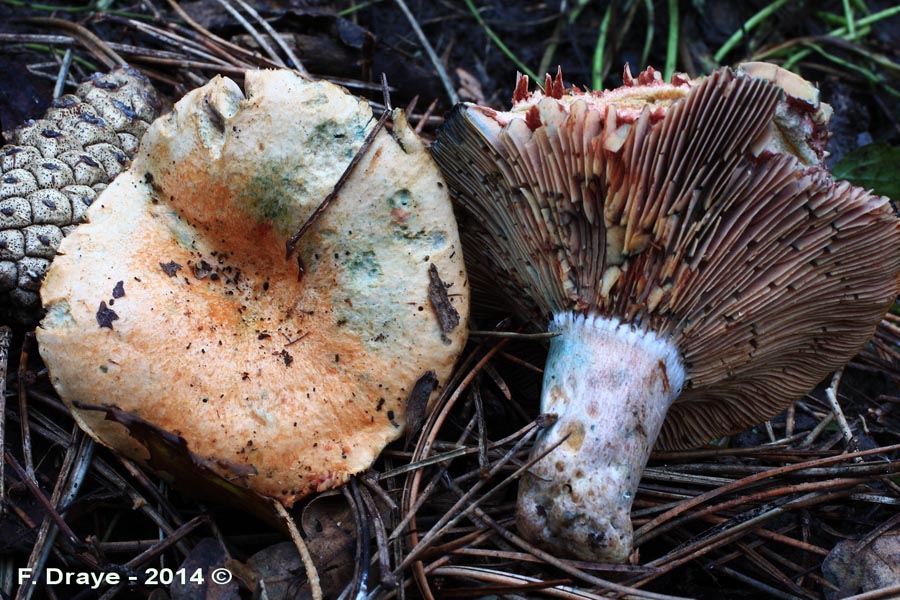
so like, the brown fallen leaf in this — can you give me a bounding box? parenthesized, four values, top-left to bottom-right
(170, 537, 239, 600)
(455, 67, 487, 104)
(823, 531, 900, 599)
(242, 495, 357, 599)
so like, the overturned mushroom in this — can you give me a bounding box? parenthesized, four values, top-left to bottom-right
(431, 64, 900, 562)
(37, 70, 469, 506)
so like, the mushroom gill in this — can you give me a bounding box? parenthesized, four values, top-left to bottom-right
(431, 64, 900, 562)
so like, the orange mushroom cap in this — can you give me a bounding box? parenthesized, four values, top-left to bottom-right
(38, 70, 469, 505)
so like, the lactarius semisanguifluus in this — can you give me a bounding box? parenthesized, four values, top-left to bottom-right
(431, 63, 900, 562)
(37, 69, 469, 506)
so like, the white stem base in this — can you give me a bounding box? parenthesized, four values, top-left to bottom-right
(517, 313, 685, 562)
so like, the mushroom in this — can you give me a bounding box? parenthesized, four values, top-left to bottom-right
(37, 70, 469, 506)
(431, 64, 900, 562)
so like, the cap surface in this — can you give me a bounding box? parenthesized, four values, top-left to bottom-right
(432, 65, 900, 449)
(38, 70, 469, 504)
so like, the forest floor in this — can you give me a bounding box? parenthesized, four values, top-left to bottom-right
(1, 1, 900, 598)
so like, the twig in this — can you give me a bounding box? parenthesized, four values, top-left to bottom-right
(94, 515, 209, 600)
(634, 442, 900, 545)
(843, 584, 900, 600)
(340, 483, 369, 600)
(11, 402, 191, 557)
(468, 329, 559, 339)
(358, 482, 396, 587)
(164, 0, 259, 67)
(799, 411, 834, 448)
(392, 0, 458, 105)
(428, 565, 607, 600)
(17, 333, 35, 481)
(213, 0, 284, 66)
(4, 451, 82, 550)
(285, 110, 390, 258)
(273, 501, 322, 600)
(471, 382, 489, 474)
(713, 564, 804, 600)
(436, 480, 689, 600)
(16, 431, 94, 600)
(854, 511, 900, 551)
(823, 368, 858, 454)
(52, 48, 73, 99)
(414, 98, 439, 136)
(396, 423, 540, 572)
(17, 17, 125, 67)
(0, 326, 11, 507)
(228, 0, 310, 77)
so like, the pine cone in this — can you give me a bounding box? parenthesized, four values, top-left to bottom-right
(0, 65, 163, 324)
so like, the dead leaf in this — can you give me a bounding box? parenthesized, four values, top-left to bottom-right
(823, 531, 900, 599)
(456, 68, 487, 105)
(242, 495, 357, 599)
(86, 404, 278, 526)
(170, 537, 240, 600)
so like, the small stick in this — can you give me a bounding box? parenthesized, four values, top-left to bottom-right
(471, 383, 489, 475)
(392, 0, 459, 105)
(713, 564, 801, 600)
(381, 72, 392, 111)
(52, 48, 73, 99)
(213, 0, 284, 66)
(17, 333, 35, 481)
(17, 432, 94, 600)
(4, 451, 81, 548)
(414, 98, 439, 136)
(843, 584, 900, 600)
(285, 109, 390, 258)
(799, 411, 834, 448)
(228, 0, 310, 77)
(397, 425, 543, 573)
(634, 442, 900, 545)
(823, 368, 858, 456)
(17, 17, 125, 67)
(785, 404, 796, 439)
(0, 326, 11, 507)
(428, 565, 606, 600)
(468, 329, 560, 339)
(273, 501, 322, 600)
(164, 0, 260, 67)
(436, 481, 686, 600)
(358, 482, 396, 587)
(342, 482, 370, 599)
(96, 515, 209, 600)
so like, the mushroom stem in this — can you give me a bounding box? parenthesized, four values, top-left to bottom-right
(517, 313, 685, 562)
